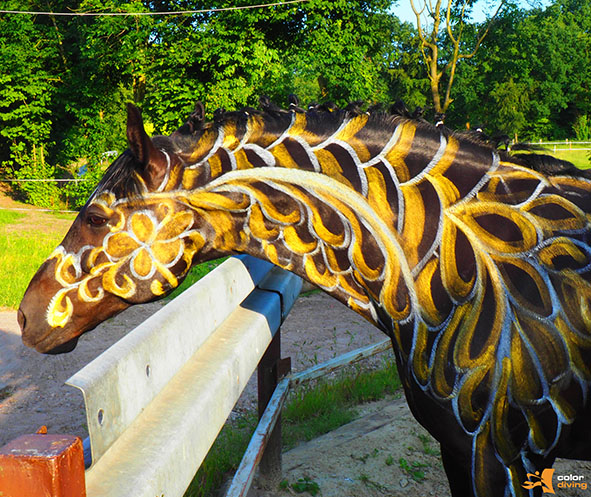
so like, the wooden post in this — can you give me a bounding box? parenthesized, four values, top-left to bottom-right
(0, 428, 86, 497)
(257, 330, 291, 488)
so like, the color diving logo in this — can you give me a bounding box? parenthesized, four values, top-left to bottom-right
(522, 468, 587, 494)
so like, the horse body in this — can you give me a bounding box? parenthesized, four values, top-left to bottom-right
(18, 101, 591, 496)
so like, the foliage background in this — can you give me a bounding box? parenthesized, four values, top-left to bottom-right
(0, 0, 590, 207)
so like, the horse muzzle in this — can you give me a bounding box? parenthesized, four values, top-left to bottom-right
(18, 298, 80, 354)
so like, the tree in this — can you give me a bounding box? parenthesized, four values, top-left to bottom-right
(144, 0, 403, 128)
(450, 0, 591, 139)
(490, 78, 529, 140)
(409, 0, 507, 114)
(384, 17, 430, 110)
(0, 0, 449, 208)
(280, 0, 397, 106)
(0, 2, 59, 171)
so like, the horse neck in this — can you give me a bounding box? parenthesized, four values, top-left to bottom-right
(167, 112, 498, 330)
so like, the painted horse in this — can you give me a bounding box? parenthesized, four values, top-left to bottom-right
(18, 99, 591, 497)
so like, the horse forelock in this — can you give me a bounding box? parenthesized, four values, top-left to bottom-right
(92, 150, 145, 201)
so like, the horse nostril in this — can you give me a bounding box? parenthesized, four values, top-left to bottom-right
(17, 309, 26, 332)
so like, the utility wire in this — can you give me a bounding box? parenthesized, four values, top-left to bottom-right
(0, 178, 88, 183)
(0, 0, 307, 16)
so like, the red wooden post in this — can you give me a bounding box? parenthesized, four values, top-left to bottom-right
(0, 427, 86, 497)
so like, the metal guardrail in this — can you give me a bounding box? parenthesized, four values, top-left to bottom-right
(67, 255, 282, 466)
(67, 255, 302, 497)
(0, 254, 393, 497)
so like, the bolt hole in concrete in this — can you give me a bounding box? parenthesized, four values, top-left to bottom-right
(146, 364, 151, 378)
(97, 409, 105, 426)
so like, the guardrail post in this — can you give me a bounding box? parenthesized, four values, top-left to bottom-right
(257, 329, 291, 488)
(0, 427, 86, 497)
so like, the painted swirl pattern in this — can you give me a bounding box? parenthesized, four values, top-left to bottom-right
(47, 194, 204, 326)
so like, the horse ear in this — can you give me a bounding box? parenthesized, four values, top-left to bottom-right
(126, 103, 168, 190)
(187, 102, 205, 133)
(127, 103, 155, 165)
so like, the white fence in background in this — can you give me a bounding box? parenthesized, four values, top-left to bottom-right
(529, 140, 591, 152)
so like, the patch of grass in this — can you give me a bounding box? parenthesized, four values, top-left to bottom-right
(0, 210, 25, 225)
(418, 433, 440, 456)
(284, 403, 356, 449)
(280, 477, 320, 495)
(0, 205, 76, 308)
(184, 357, 401, 497)
(282, 359, 401, 449)
(0, 228, 65, 308)
(399, 457, 429, 483)
(184, 413, 257, 497)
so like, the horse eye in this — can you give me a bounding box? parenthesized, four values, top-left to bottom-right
(87, 215, 108, 227)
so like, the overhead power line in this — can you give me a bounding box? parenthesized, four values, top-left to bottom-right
(0, 178, 88, 183)
(0, 0, 307, 16)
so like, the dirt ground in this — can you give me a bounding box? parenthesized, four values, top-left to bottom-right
(2, 292, 591, 497)
(0, 189, 73, 238)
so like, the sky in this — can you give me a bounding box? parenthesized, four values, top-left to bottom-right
(391, 0, 552, 25)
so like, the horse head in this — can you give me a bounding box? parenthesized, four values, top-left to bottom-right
(18, 104, 213, 353)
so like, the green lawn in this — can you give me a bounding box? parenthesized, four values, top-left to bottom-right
(539, 142, 591, 169)
(0, 211, 70, 309)
(0, 210, 25, 225)
(553, 150, 590, 169)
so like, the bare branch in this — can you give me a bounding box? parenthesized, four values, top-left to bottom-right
(410, 0, 438, 54)
(459, 0, 506, 60)
(445, 0, 457, 45)
(410, 0, 505, 113)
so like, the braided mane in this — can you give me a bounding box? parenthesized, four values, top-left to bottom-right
(96, 97, 588, 207)
(177, 97, 587, 178)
